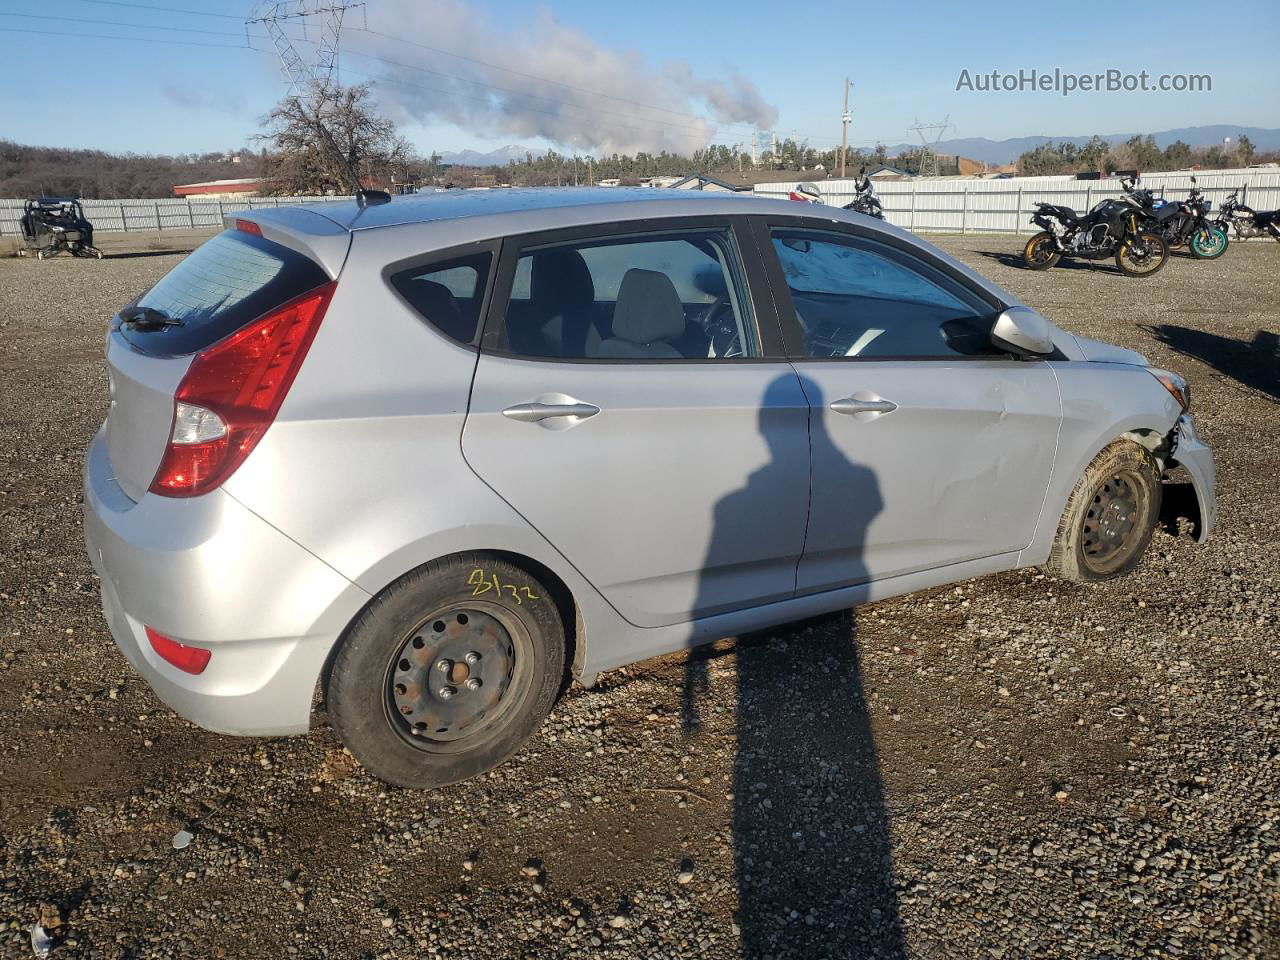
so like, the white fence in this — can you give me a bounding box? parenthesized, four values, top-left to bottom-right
(0, 195, 338, 237)
(753, 168, 1280, 235)
(6, 167, 1280, 239)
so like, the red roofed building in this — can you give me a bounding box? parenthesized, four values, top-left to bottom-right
(172, 178, 267, 198)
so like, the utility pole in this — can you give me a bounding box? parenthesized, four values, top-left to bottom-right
(840, 78, 852, 179)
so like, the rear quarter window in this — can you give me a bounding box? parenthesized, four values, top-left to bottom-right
(121, 229, 330, 356)
(388, 251, 493, 344)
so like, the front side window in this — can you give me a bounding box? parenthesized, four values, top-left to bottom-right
(499, 230, 759, 360)
(389, 252, 492, 343)
(770, 231, 1000, 359)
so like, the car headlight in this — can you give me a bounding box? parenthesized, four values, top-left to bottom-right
(1147, 368, 1191, 412)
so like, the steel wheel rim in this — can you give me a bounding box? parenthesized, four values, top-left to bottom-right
(383, 601, 532, 753)
(1081, 471, 1144, 574)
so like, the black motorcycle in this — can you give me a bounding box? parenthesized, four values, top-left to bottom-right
(1212, 189, 1280, 242)
(841, 169, 884, 219)
(1145, 176, 1228, 259)
(1023, 177, 1169, 276)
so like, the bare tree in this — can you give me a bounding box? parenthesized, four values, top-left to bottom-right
(258, 80, 417, 195)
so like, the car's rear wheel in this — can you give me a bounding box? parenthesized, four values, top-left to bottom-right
(1045, 440, 1162, 581)
(328, 554, 566, 788)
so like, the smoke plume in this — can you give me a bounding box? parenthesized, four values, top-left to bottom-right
(354, 0, 778, 154)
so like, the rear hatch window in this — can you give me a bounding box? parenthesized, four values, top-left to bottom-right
(120, 229, 330, 355)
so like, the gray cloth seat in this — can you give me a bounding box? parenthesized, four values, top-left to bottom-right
(593, 268, 686, 359)
(510, 249, 600, 357)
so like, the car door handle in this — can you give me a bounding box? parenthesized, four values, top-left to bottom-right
(830, 397, 898, 416)
(502, 401, 601, 423)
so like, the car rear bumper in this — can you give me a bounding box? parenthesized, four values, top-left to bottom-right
(1173, 414, 1216, 542)
(83, 426, 370, 736)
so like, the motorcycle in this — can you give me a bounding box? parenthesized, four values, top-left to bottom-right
(1212, 189, 1280, 242)
(841, 169, 885, 219)
(1145, 176, 1228, 259)
(1023, 176, 1169, 277)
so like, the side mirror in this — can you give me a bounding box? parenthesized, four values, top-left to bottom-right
(992, 306, 1055, 356)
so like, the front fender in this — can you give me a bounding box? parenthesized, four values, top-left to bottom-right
(1019, 363, 1184, 566)
(1171, 414, 1216, 542)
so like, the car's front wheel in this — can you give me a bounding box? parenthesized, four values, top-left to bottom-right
(1045, 440, 1162, 581)
(328, 554, 566, 788)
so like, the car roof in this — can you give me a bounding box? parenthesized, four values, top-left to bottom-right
(231, 187, 1019, 311)
(279, 187, 798, 232)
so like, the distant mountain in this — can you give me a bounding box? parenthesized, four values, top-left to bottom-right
(438, 145, 535, 166)
(875, 126, 1280, 166)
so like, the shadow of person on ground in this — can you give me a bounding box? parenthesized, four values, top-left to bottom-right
(1145, 325, 1279, 401)
(683, 374, 905, 959)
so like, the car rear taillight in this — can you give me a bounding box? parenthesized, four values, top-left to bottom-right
(145, 626, 211, 674)
(149, 281, 336, 497)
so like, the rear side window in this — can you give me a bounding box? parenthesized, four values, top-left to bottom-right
(496, 230, 759, 360)
(123, 229, 329, 355)
(389, 252, 492, 344)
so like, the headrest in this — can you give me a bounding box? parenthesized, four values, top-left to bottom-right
(530, 249, 595, 307)
(411, 279, 469, 341)
(611, 268, 685, 345)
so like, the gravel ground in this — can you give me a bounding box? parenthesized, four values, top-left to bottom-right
(1, 233, 1277, 959)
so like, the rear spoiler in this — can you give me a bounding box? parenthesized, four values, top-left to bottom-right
(222, 207, 353, 278)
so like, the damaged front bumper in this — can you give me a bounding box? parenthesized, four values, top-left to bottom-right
(1169, 413, 1216, 542)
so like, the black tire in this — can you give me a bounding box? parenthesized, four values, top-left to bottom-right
(1115, 232, 1168, 277)
(1023, 231, 1061, 270)
(328, 554, 566, 788)
(1045, 440, 1162, 582)
(1189, 225, 1228, 260)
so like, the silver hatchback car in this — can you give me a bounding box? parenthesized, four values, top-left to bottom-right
(85, 188, 1215, 787)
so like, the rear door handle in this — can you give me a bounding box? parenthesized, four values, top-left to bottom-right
(830, 397, 898, 416)
(502, 401, 601, 422)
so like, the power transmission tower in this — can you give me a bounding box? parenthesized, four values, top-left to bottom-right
(910, 116, 953, 178)
(247, 2, 364, 98)
(247, 1, 367, 192)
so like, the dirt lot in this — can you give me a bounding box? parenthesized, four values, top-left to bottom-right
(1, 232, 1277, 959)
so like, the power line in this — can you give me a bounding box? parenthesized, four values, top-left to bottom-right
(0, 26, 251, 48)
(0, 18, 899, 154)
(69, 0, 244, 18)
(0, 12, 271, 39)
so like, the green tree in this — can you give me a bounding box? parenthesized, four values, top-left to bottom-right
(1237, 134, 1255, 164)
(1164, 140, 1192, 169)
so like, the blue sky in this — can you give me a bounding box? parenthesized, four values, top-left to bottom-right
(2, 0, 1277, 156)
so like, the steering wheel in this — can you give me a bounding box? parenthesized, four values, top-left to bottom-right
(697, 295, 743, 358)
